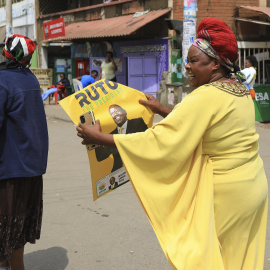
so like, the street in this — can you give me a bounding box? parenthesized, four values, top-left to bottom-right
(24, 117, 270, 270)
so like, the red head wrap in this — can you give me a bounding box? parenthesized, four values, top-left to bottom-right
(197, 17, 238, 69)
(2, 34, 35, 64)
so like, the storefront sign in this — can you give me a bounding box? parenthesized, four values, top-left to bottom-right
(31, 68, 53, 88)
(43, 18, 65, 40)
(120, 45, 166, 54)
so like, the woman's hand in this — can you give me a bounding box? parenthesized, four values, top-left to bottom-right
(76, 120, 116, 147)
(139, 94, 172, 118)
(76, 120, 102, 145)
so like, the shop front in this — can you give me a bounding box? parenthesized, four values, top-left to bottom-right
(71, 39, 169, 97)
(41, 9, 171, 96)
(120, 39, 169, 97)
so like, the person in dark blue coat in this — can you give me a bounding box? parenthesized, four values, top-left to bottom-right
(0, 34, 48, 270)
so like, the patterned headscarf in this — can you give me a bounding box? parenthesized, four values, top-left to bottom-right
(2, 34, 35, 66)
(192, 17, 238, 72)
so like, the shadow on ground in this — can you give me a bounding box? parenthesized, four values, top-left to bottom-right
(24, 247, 68, 270)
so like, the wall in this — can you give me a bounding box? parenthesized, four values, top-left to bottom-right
(71, 38, 169, 88)
(173, 0, 260, 33)
(236, 8, 261, 40)
(0, 0, 36, 41)
(145, 0, 168, 9)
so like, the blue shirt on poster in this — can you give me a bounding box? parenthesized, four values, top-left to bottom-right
(80, 75, 95, 88)
(0, 68, 48, 180)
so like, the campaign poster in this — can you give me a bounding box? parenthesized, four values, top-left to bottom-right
(59, 80, 154, 200)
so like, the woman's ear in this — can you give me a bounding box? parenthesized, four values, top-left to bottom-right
(212, 58, 221, 71)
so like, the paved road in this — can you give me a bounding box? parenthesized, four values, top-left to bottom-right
(24, 117, 270, 270)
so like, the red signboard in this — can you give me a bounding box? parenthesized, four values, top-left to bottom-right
(43, 18, 65, 40)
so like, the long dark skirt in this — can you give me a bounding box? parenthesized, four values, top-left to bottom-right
(0, 176, 43, 261)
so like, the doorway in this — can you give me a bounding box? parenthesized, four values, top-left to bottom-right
(128, 56, 158, 97)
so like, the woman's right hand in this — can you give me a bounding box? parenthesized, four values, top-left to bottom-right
(77, 120, 102, 145)
(139, 94, 172, 118)
(76, 120, 116, 147)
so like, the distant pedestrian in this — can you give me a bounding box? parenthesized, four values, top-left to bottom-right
(80, 70, 98, 88)
(99, 51, 117, 82)
(0, 34, 48, 270)
(241, 55, 258, 99)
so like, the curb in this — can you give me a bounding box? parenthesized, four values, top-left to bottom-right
(256, 121, 270, 129)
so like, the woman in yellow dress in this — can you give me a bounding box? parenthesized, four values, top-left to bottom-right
(76, 18, 268, 270)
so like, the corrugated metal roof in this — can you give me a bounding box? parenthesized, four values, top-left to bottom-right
(239, 6, 270, 18)
(42, 9, 171, 42)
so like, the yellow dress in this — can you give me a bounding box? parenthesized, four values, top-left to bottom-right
(114, 82, 268, 270)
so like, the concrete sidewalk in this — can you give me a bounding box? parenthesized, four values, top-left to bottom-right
(43, 99, 72, 123)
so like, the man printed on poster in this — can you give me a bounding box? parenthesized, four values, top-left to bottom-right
(95, 104, 148, 172)
(108, 176, 118, 190)
(59, 79, 154, 200)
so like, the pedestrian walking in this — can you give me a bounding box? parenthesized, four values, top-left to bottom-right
(241, 55, 258, 99)
(0, 34, 48, 270)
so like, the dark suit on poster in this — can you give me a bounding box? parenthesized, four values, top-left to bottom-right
(95, 118, 148, 172)
(109, 182, 118, 190)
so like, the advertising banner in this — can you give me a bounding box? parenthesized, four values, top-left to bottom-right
(31, 68, 53, 88)
(43, 18, 65, 40)
(253, 84, 270, 121)
(59, 80, 154, 200)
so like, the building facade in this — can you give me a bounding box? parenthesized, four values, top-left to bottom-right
(1, 0, 269, 93)
(173, 0, 270, 84)
(36, 0, 174, 96)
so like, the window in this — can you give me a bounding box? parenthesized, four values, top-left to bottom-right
(0, 0, 6, 8)
(40, 0, 68, 15)
(0, 0, 24, 7)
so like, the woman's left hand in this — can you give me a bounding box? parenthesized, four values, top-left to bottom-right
(76, 120, 102, 145)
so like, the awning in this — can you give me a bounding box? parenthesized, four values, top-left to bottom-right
(42, 9, 171, 43)
(235, 6, 270, 26)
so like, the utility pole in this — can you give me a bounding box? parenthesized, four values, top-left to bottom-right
(6, 0, 13, 40)
(182, 0, 197, 93)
